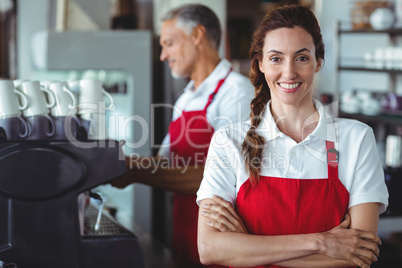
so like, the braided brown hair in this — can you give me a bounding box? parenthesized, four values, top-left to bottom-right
(242, 5, 325, 183)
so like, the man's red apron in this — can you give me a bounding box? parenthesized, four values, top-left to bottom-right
(235, 141, 354, 268)
(169, 69, 231, 266)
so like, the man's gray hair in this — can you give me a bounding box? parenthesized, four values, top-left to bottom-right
(162, 4, 221, 50)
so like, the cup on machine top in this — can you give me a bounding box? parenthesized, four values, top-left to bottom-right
(19, 80, 56, 139)
(0, 80, 30, 139)
(77, 79, 114, 140)
(67, 80, 81, 104)
(0, 79, 29, 117)
(20, 80, 56, 117)
(48, 81, 83, 140)
(48, 81, 77, 117)
(78, 78, 114, 115)
(13, 79, 29, 90)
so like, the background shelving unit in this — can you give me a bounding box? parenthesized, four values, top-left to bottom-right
(335, 22, 402, 229)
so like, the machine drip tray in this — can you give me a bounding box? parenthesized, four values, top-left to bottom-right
(84, 204, 129, 236)
(81, 204, 145, 268)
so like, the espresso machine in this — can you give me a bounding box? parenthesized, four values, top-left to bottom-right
(0, 137, 144, 268)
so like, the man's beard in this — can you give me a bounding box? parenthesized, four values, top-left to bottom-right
(171, 70, 189, 80)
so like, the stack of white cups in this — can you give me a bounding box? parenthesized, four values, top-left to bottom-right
(0, 80, 30, 139)
(46, 81, 81, 140)
(18, 80, 56, 139)
(77, 78, 114, 140)
(0, 78, 114, 141)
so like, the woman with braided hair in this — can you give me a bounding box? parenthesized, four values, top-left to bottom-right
(196, 5, 388, 268)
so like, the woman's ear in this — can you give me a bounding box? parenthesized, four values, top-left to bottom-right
(315, 59, 323, 73)
(259, 60, 265, 74)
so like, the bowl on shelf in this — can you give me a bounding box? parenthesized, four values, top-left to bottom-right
(357, 91, 382, 115)
(370, 7, 395, 30)
(340, 90, 360, 114)
(351, 0, 393, 30)
(361, 98, 382, 115)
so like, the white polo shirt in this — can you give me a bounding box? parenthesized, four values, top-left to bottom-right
(197, 99, 389, 213)
(158, 59, 254, 157)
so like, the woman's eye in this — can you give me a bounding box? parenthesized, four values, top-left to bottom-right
(270, 57, 280, 62)
(297, 56, 308, 62)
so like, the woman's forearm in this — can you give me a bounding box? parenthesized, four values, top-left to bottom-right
(272, 202, 381, 268)
(198, 200, 380, 268)
(272, 253, 355, 268)
(198, 199, 323, 266)
(198, 228, 321, 267)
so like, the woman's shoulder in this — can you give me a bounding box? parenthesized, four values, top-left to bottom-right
(335, 117, 373, 134)
(213, 121, 251, 144)
(334, 117, 374, 144)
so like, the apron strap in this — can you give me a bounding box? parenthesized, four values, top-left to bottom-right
(326, 140, 339, 180)
(203, 67, 233, 111)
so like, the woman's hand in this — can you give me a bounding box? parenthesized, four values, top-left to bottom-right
(201, 195, 248, 233)
(319, 214, 381, 268)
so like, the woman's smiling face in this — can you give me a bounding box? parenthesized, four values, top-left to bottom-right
(259, 26, 322, 107)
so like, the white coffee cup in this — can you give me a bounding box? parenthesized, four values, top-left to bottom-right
(13, 79, 29, 89)
(48, 82, 77, 117)
(0, 80, 29, 117)
(78, 78, 114, 114)
(20, 80, 56, 116)
(80, 112, 108, 140)
(40, 80, 56, 90)
(67, 80, 81, 101)
(67, 79, 80, 91)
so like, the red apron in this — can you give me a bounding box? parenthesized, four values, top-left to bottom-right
(169, 69, 232, 267)
(235, 141, 353, 268)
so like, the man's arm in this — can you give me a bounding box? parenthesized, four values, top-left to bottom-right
(110, 155, 204, 194)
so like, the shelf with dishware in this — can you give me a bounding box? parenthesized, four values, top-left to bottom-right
(336, 23, 402, 94)
(336, 20, 402, 122)
(335, 18, 402, 224)
(338, 57, 402, 74)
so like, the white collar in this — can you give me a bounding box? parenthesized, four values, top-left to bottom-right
(183, 59, 232, 95)
(310, 99, 337, 143)
(258, 99, 337, 143)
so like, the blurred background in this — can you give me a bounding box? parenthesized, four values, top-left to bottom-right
(1, 0, 402, 266)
